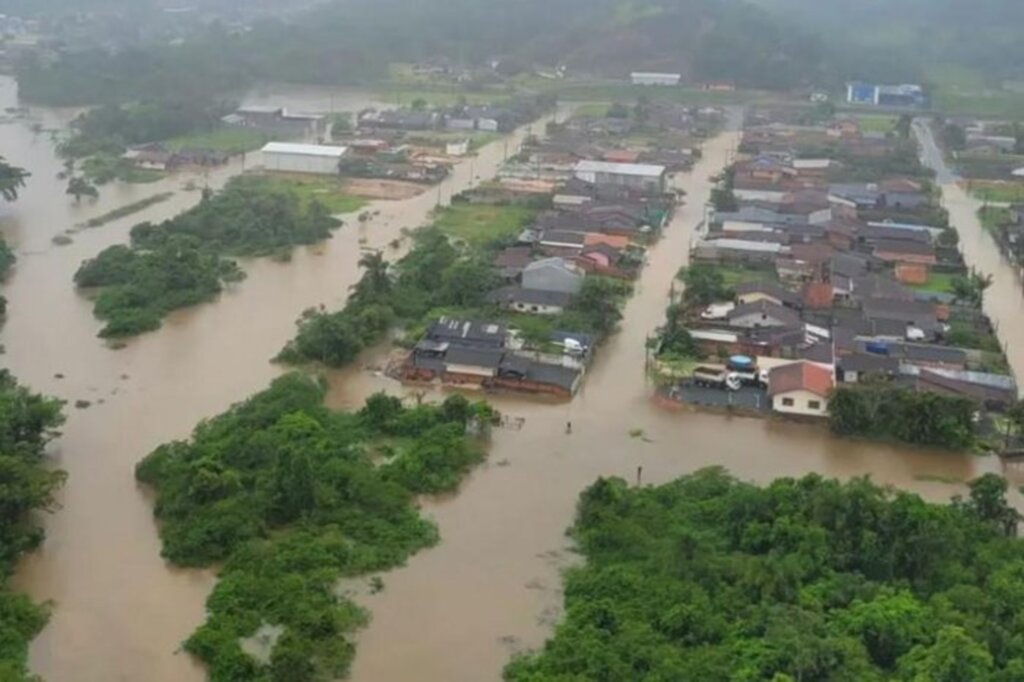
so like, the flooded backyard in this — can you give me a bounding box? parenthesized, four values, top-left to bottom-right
(0, 79, 1016, 682)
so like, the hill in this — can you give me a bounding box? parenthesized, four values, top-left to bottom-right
(16, 0, 833, 105)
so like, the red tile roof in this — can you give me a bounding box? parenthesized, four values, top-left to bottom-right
(768, 361, 835, 398)
(802, 281, 835, 309)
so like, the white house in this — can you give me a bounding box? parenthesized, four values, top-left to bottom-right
(631, 72, 681, 87)
(446, 139, 470, 157)
(573, 160, 666, 193)
(261, 142, 347, 175)
(768, 361, 834, 418)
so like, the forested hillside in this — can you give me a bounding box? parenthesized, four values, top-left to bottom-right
(755, 0, 1024, 84)
(17, 0, 832, 105)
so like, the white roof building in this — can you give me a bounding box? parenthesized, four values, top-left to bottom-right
(261, 143, 348, 175)
(573, 160, 666, 178)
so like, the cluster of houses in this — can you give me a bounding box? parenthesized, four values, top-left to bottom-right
(674, 112, 1016, 419)
(357, 96, 554, 134)
(397, 104, 691, 397)
(121, 144, 230, 172)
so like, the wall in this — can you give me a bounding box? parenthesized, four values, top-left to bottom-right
(263, 151, 339, 175)
(772, 389, 829, 417)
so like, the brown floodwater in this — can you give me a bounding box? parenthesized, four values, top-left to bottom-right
(0, 80, 1012, 682)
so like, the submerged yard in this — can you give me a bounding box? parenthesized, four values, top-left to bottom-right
(432, 203, 538, 248)
(235, 174, 368, 214)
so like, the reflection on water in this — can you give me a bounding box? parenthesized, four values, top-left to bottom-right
(0, 77, 1011, 682)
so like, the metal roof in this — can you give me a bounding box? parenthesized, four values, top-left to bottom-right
(261, 142, 347, 158)
(574, 160, 666, 178)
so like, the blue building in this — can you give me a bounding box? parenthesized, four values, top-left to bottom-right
(846, 82, 926, 108)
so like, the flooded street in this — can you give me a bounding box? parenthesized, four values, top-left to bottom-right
(340, 128, 1004, 682)
(0, 80, 1008, 682)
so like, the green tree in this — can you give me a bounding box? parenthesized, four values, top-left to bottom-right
(66, 176, 98, 202)
(898, 626, 993, 682)
(0, 158, 29, 202)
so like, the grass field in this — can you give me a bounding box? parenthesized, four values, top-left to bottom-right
(433, 203, 537, 248)
(968, 181, 1024, 203)
(235, 174, 368, 215)
(909, 271, 957, 294)
(84, 192, 174, 228)
(714, 265, 778, 288)
(853, 114, 897, 134)
(165, 127, 272, 154)
(978, 206, 1012, 232)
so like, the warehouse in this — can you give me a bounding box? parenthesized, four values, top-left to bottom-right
(631, 72, 681, 86)
(260, 142, 347, 175)
(572, 160, 667, 193)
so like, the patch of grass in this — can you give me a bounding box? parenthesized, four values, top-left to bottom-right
(978, 205, 1012, 232)
(234, 174, 368, 215)
(84, 192, 174, 228)
(82, 154, 166, 185)
(853, 114, 897, 134)
(573, 103, 613, 117)
(373, 86, 510, 107)
(432, 203, 537, 248)
(165, 127, 272, 154)
(908, 271, 957, 294)
(933, 87, 1024, 118)
(712, 265, 778, 288)
(968, 181, 1024, 203)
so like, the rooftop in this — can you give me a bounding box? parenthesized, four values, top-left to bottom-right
(768, 361, 834, 398)
(574, 160, 667, 178)
(261, 142, 348, 158)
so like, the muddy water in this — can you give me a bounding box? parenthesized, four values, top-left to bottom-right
(334, 129, 1004, 682)
(1, 73, 540, 681)
(0, 78, 1007, 682)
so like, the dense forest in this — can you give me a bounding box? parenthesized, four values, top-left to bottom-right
(16, 0, 836, 105)
(74, 179, 340, 338)
(136, 373, 495, 680)
(507, 468, 1024, 681)
(0, 372, 66, 681)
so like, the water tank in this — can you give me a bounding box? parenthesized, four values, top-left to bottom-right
(727, 355, 755, 371)
(865, 341, 889, 355)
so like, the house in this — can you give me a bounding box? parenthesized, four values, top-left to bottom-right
(694, 238, 787, 265)
(837, 353, 900, 383)
(446, 139, 470, 157)
(122, 147, 175, 171)
(493, 247, 534, 280)
(726, 300, 802, 329)
(491, 287, 573, 315)
(572, 160, 667, 194)
(861, 298, 942, 340)
(801, 281, 835, 310)
(734, 281, 800, 309)
(539, 229, 586, 252)
(261, 142, 347, 175)
(872, 239, 936, 266)
(426, 317, 506, 349)
(522, 258, 583, 294)
(768, 361, 834, 417)
(631, 72, 681, 86)
(359, 109, 440, 131)
(443, 346, 505, 381)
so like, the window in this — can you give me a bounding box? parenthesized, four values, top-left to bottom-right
(809, 400, 822, 410)
(781, 398, 795, 407)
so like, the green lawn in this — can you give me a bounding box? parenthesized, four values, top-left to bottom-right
(165, 127, 272, 154)
(853, 114, 897, 134)
(712, 265, 778, 288)
(573, 103, 612, 117)
(968, 182, 1024, 203)
(373, 86, 511, 107)
(978, 205, 1012, 232)
(234, 174, 368, 215)
(909, 271, 957, 294)
(433, 203, 537, 248)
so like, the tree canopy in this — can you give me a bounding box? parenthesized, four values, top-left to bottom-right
(74, 177, 340, 338)
(136, 373, 494, 680)
(0, 371, 66, 681)
(507, 468, 1024, 682)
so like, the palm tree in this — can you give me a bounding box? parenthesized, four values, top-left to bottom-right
(351, 250, 391, 304)
(0, 158, 29, 202)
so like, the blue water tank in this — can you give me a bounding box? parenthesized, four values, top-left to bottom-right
(728, 355, 755, 371)
(865, 341, 889, 355)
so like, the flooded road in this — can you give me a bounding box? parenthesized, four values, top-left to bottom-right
(0, 80, 1005, 682)
(339, 127, 1003, 682)
(916, 119, 1024, 384)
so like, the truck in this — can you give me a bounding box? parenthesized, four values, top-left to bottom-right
(691, 361, 769, 391)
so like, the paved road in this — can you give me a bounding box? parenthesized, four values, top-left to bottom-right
(913, 117, 959, 185)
